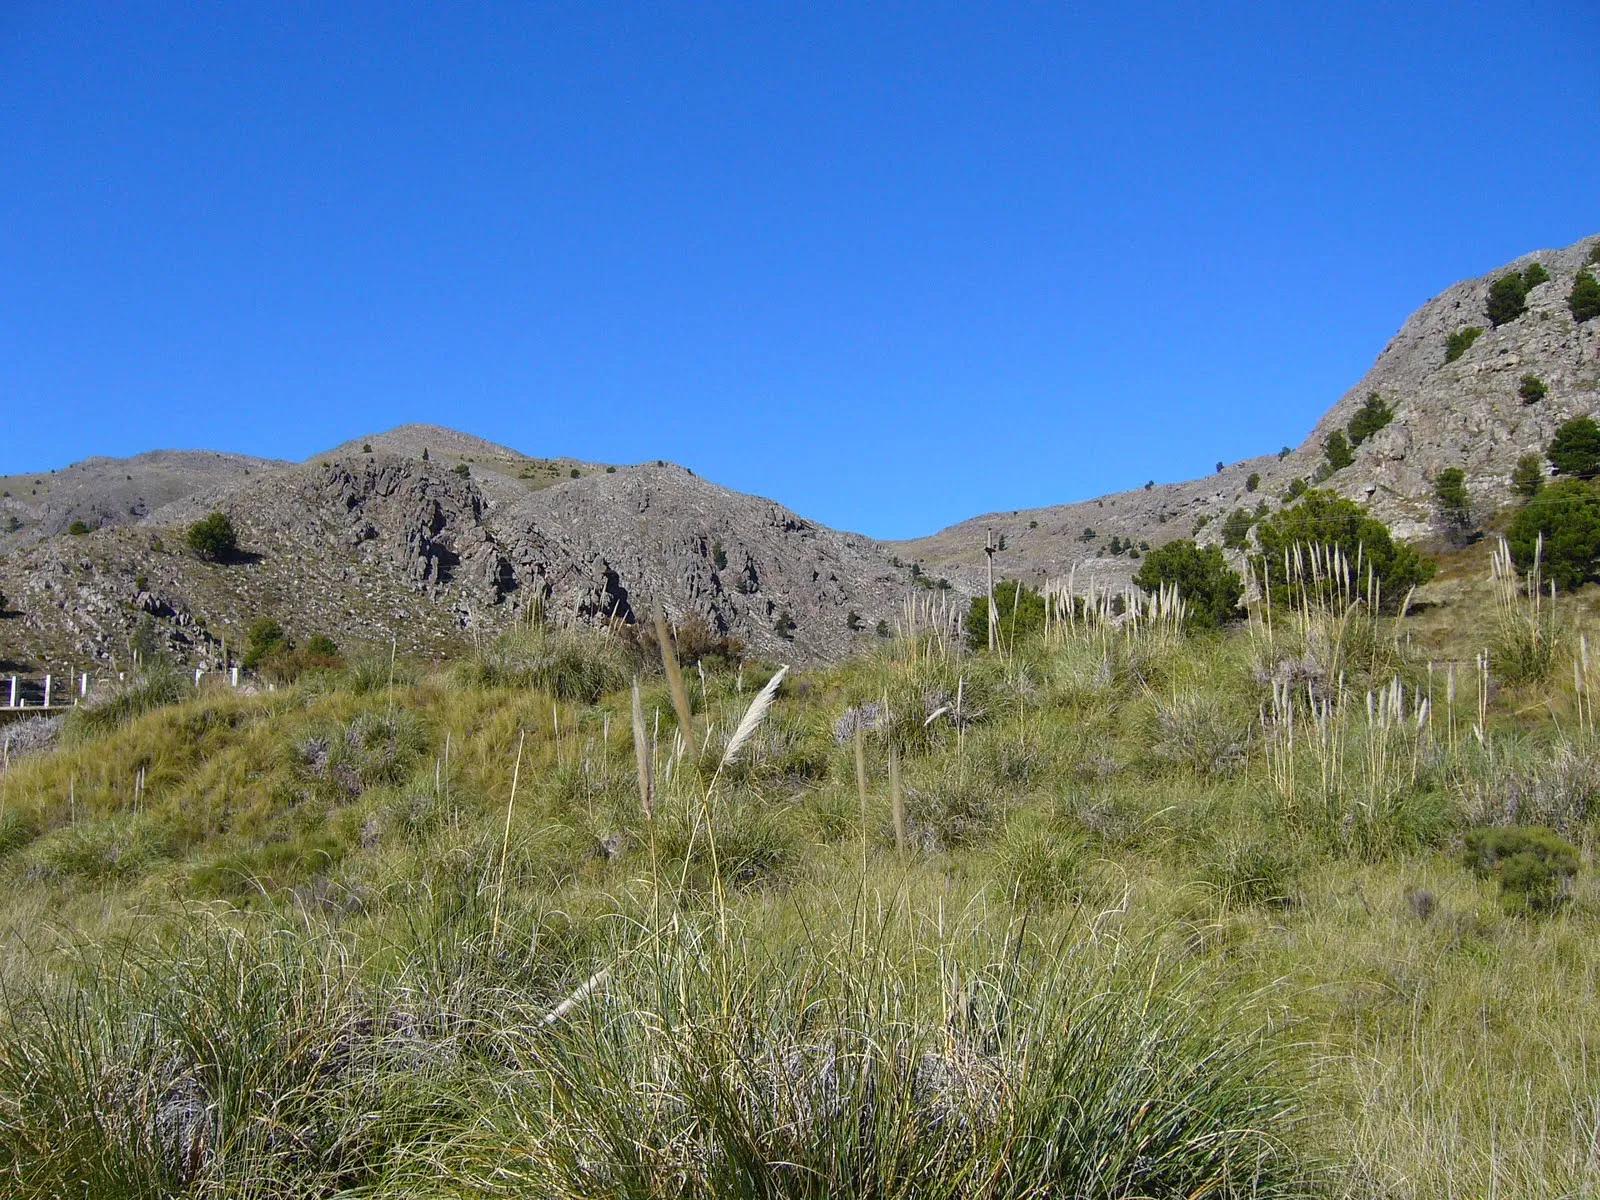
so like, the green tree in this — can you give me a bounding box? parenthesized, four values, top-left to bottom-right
(1486, 272, 1529, 326)
(67, 520, 91, 536)
(1132, 539, 1243, 628)
(1548, 416, 1600, 479)
(1252, 489, 1434, 610)
(186, 512, 237, 561)
(1521, 262, 1550, 290)
(1245, 472, 1260, 493)
(242, 617, 290, 669)
(1570, 271, 1600, 323)
(1506, 478, 1600, 589)
(1432, 467, 1471, 538)
(964, 579, 1045, 651)
(1220, 507, 1254, 550)
(1322, 429, 1354, 472)
(1518, 374, 1547, 404)
(1444, 326, 1483, 362)
(1511, 453, 1545, 499)
(1346, 392, 1394, 446)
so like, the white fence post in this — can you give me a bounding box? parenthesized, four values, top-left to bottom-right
(43, 675, 52, 707)
(7, 677, 15, 708)
(230, 667, 239, 687)
(194, 668, 203, 688)
(80, 672, 89, 698)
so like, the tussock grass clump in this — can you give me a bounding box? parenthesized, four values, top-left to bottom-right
(453, 624, 636, 702)
(65, 663, 189, 740)
(399, 920, 1318, 1199)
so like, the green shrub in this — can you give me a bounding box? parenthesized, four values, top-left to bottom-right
(1462, 825, 1578, 914)
(1522, 262, 1550, 290)
(1506, 478, 1600, 589)
(453, 463, 470, 478)
(1547, 416, 1600, 479)
(965, 579, 1045, 650)
(1220, 507, 1254, 550)
(1433, 467, 1471, 534)
(1133, 539, 1242, 627)
(242, 617, 289, 669)
(185, 511, 237, 561)
(1518, 373, 1547, 404)
(1245, 472, 1260, 492)
(1322, 429, 1354, 472)
(1346, 392, 1393, 446)
(1511, 453, 1545, 498)
(66, 519, 91, 536)
(1486, 272, 1529, 326)
(1570, 271, 1600, 323)
(1444, 326, 1482, 362)
(1281, 477, 1307, 502)
(1252, 490, 1434, 609)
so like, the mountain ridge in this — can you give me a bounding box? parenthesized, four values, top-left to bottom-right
(3, 232, 1597, 669)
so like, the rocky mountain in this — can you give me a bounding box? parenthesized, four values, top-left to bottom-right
(0, 430, 912, 672)
(3, 235, 1596, 672)
(0, 450, 283, 556)
(895, 232, 1600, 592)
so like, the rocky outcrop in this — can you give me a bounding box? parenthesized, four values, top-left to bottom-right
(896, 233, 1600, 585)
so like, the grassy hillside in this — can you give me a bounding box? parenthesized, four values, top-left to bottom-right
(2, 549, 1598, 1197)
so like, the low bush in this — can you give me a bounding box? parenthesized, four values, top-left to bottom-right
(1444, 326, 1482, 362)
(1518, 373, 1547, 404)
(1133, 539, 1242, 627)
(185, 512, 237, 561)
(1510, 453, 1545, 498)
(965, 579, 1045, 651)
(1433, 467, 1471, 539)
(1461, 824, 1578, 914)
(1568, 270, 1600, 323)
(1505, 478, 1600, 589)
(1346, 392, 1393, 446)
(1547, 416, 1600, 479)
(1252, 490, 1434, 609)
(1486, 272, 1529, 326)
(1322, 429, 1354, 472)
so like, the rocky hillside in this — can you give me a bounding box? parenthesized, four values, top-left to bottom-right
(0, 450, 282, 556)
(4, 235, 1597, 671)
(0, 435, 913, 672)
(896, 232, 1600, 591)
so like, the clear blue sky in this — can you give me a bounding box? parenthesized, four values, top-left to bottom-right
(2, 3, 1596, 539)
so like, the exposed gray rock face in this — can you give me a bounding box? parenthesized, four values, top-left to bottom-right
(896, 233, 1600, 584)
(492, 465, 907, 661)
(4, 234, 1595, 668)
(0, 450, 907, 669)
(0, 449, 282, 555)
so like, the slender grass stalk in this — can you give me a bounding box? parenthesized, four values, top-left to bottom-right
(890, 739, 906, 856)
(855, 724, 869, 874)
(630, 678, 653, 818)
(491, 730, 526, 950)
(653, 603, 695, 754)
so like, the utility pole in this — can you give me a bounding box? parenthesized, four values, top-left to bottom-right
(985, 529, 998, 653)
